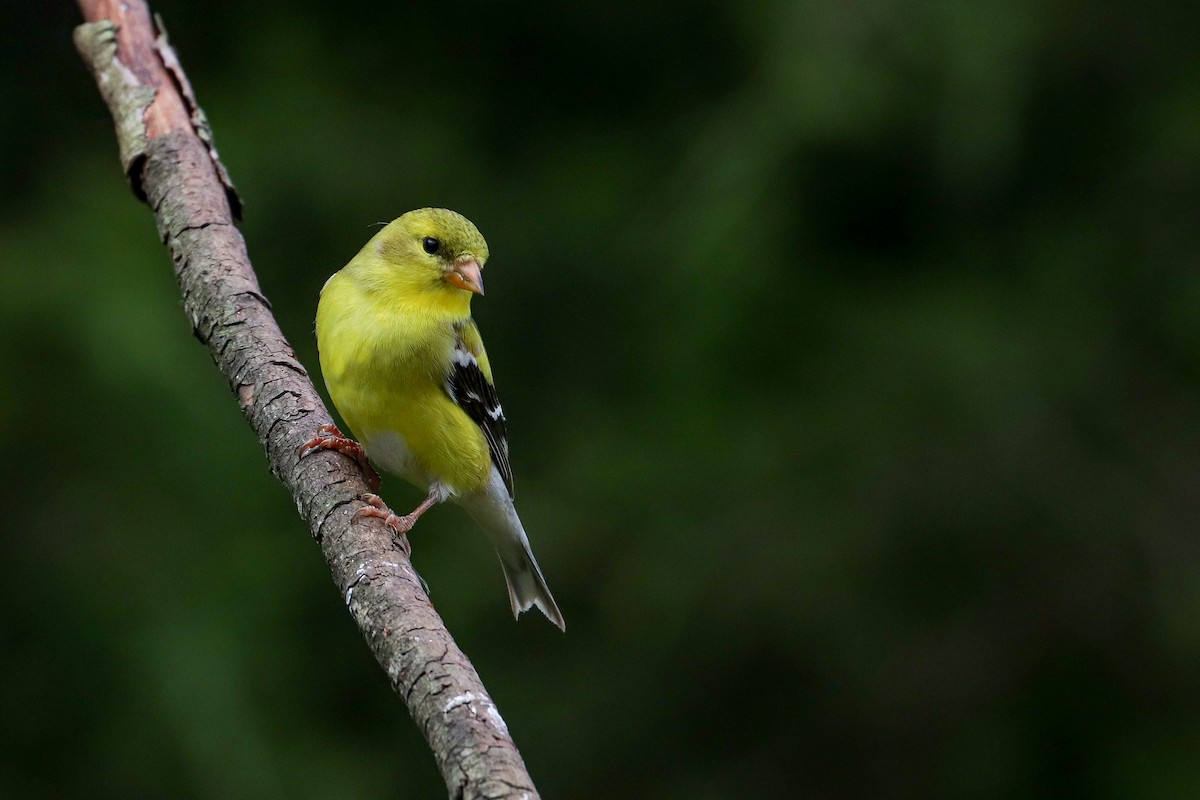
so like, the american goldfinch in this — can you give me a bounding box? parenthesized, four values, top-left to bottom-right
(302, 208, 564, 631)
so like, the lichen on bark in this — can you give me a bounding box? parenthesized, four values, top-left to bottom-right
(73, 20, 157, 186)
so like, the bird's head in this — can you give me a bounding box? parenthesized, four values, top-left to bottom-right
(373, 208, 490, 297)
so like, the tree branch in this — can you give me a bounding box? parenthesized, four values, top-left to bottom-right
(73, 3, 540, 797)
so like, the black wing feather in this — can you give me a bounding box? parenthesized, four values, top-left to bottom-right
(445, 329, 514, 498)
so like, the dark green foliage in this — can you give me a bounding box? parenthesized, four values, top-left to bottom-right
(1, 1, 1198, 797)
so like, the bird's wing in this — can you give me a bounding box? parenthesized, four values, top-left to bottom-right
(446, 320, 514, 499)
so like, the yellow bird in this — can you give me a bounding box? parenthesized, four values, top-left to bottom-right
(303, 208, 564, 630)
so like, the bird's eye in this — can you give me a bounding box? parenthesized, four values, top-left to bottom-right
(422, 236, 441, 255)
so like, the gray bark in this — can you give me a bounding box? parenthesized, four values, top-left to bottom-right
(74, 3, 540, 798)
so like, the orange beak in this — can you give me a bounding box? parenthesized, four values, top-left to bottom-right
(446, 257, 484, 295)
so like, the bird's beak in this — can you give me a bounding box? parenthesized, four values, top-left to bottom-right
(446, 257, 485, 295)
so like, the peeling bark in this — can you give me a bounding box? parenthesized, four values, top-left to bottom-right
(73, 2, 540, 797)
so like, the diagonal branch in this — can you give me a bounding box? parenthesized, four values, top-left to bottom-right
(72, 2, 540, 798)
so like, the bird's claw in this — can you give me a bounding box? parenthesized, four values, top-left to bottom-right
(356, 493, 417, 544)
(299, 423, 359, 458)
(299, 424, 382, 491)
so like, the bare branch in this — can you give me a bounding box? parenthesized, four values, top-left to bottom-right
(73, 2, 540, 797)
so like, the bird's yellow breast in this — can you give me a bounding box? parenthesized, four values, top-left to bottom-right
(316, 269, 492, 494)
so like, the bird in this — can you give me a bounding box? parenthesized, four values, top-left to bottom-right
(301, 208, 564, 631)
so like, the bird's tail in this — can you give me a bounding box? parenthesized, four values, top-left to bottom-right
(460, 484, 565, 631)
(493, 531, 565, 631)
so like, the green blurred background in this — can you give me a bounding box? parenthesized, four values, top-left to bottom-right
(3, 1, 1199, 797)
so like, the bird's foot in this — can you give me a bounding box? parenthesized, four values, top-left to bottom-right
(356, 493, 419, 539)
(299, 423, 382, 491)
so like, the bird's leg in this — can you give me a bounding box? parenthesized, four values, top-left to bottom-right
(355, 486, 442, 538)
(299, 423, 381, 492)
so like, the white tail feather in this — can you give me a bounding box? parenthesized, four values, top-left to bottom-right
(457, 468, 565, 631)
(495, 534, 565, 631)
